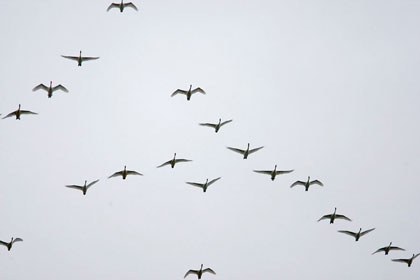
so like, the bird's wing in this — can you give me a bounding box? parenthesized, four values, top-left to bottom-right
(392, 258, 410, 264)
(208, 177, 221, 186)
(107, 3, 119, 11)
(372, 247, 386, 255)
(61, 55, 79, 61)
(227, 147, 245, 155)
(191, 87, 206, 95)
(275, 169, 294, 175)
(32, 84, 48, 92)
(171, 89, 187, 97)
(220, 119, 233, 126)
(12, 238, 23, 243)
(125, 2, 138, 10)
(203, 268, 216, 275)
(186, 182, 204, 188)
(2, 112, 16, 119)
(19, 110, 38, 115)
(360, 228, 375, 236)
(389, 246, 405, 252)
(175, 159, 192, 163)
(108, 171, 123, 178)
(413, 253, 420, 259)
(338, 230, 357, 237)
(157, 160, 171, 168)
(310, 180, 324, 186)
(184, 270, 198, 278)
(53, 85, 69, 92)
(87, 179, 100, 188)
(248, 146, 264, 154)
(199, 123, 217, 128)
(317, 214, 332, 222)
(65, 185, 83, 191)
(81, 56, 100, 61)
(290, 181, 305, 188)
(253, 170, 272, 175)
(0, 241, 8, 247)
(126, 170, 143, 176)
(335, 215, 352, 221)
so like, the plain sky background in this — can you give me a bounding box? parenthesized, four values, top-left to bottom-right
(1, 0, 419, 279)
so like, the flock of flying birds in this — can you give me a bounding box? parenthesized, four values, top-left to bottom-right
(1, 0, 419, 277)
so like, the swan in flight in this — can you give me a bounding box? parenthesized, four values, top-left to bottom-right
(317, 208, 351, 224)
(184, 264, 216, 279)
(338, 228, 375, 241)
(33, 81, 68, 98)
(227, 143, 264, 159)
(2, 104, 37, 120)
(171, 85, 206, 101)
(65, 179, 100, 195)
(157, 153, 192, 168)
(107, 0, 138, 12)
(199, 118, 232, 133)
(392, 253, 420, 267)
(108, 166, 143, 179)
(253, 165, 293, 181)
(0, 237, 23, 251)
(372, 242, 405, 255)
(290, 176, 323, 191)
(61, 51, 99, 66)
(186, 177, 221, 192)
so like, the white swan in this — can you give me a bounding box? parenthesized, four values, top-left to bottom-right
(108, 165, 143, 179)
(184, 264, 216, 279)
(171, 85, 206, 101)
(290, 176, 323, 191)
(0, 237, 23, 251)
(338, 228, 375, 241)
(157, 153, 192, 168)
(62, 51, 99, 67)
(65, 179, 100, 195)
(2, 104, 37, 120)
(372, 242, 405, 255)
(318, 208, 351, 224)
(33, 81, 68, 98)
(107, 0, 138, 12)
(199, 118, 232, 133)
(186, 177, 221, 192)
(227, 143, 264, 159)
(253, 165, 293, 181)
(392, 253, 420, 267)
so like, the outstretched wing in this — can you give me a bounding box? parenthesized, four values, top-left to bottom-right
(65, 185, 83, 191)
(413, 253, 420, 259)
(360, 228, 375, 236)
(53, 85, 69, 92)
(12, 238, 23, 243)
(184, 270, 198, 278)
(208, 177, 221, 186)
(61, 55, 79, 61)
(20, 110, 38, 115)
(107, 3, 119, 11)
(174, 159, 192, 164)
(310, 180, 323, 186)
(338, 230, 357, 238)
(81, 56, 99, 62)
(87, 179, 100, 188)
(199, 123, 217, 128)
(126, 170, 143, 176)
(171, 89, 187, 97)
(335, 215, 352, 221)
(275, 169, 294, 175)
(392, 258, 410, 264)
(317, 214, 332, 222)
(32, 84, 48, 92)
(227, 147, 246, 155)
(124, 2, 138, 10)
(186, 182, 204, 188)
(2, 111, 16, 119)
(389, 246, 405, 252)
(108, 171, 123, 178)
(203, 268, 216, 275)
(191, 87, 206, 95)
(253, 170, 272, 175)
(372, 247, 386, 255)
(0, 241, 8, 247)
(157, 160, 171, 168)
(248, 146, 264, 154)
(290, 181, 305, 188)
(220, 119, 232, 126)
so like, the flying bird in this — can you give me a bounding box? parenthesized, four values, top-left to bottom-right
(318, 207, 351, 224)
(372, 242, 405, 255)
(199, 118, 232, 133)
(157, 153, 192, 168)
(186, 177, 221, 192)
(32, 81, 68, 98)
(108, 166, 143, 179)
(338, 228, 375, 241)
(2, 104, 37, 120)
(290, 176, 323, 191)
(0, 237, 23, 251)
(253, 165, 293, 181)
(107, 0, 138, 12)
(227, 143, 264, 159)
(65, 179, 100, 195)
(392, 253, 420, 267)
(171, 85, 206, 101)
(61, 51, 99, 67)
(184, 264, 216, 279)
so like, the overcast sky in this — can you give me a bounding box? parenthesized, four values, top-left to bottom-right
(1, 0, 419, 279)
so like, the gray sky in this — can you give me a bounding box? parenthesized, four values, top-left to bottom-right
(1, 0, 419, 279)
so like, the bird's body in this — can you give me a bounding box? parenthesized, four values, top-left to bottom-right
(2, 104, 37, 120)
(157, 153, 192, 168)
(62, 51, 99, 66)
(108, 166, 143, 179)
(184, 264, 216, 279)
(318, 208, 351, 224)
(338, 228, 375, 241)
(392, 253, 420, 267)
(290, 176, 323, 191)
(372, 242, 405, 255)
(253, 165, 293, 181)
(199, 118, 232, 133)
(107, 0, 138, 12)
(65, 179, 99, 195)
(0, 237, 23, 251)
(187, 177, 221, 192)
(33, 81, 68, 98)
(171, 85, 206, 101)
(227, 143, 264, 159)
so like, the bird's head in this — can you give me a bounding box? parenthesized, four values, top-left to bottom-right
(18, 104, 21, 109)
(50, 81, 52, 86)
